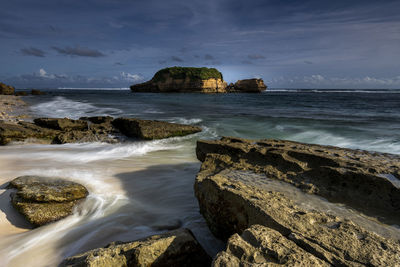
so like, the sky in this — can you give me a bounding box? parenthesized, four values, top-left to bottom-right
(1, 0, 400, 89)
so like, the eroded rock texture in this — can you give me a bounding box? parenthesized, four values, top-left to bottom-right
(8, 176, 88, 227)
(195, 137, 400, 266)
(60, 228, 211, 267)
(0, 116, 201, 145)
(196, 137, 400, 224)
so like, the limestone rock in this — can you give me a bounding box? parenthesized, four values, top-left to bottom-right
(15, 91, 29, 96)
(196, 137, 400, 224)
(228, 79, 267, 93)
(0, 116, 202, 145)
(130, 67, 228, 93)
(213, 225, 329, 266)
(195, 168, 400, 266)
(34, 118, 88, 131)
(112, 117, 202, 140)
(8, 176, 88, 226)
(0, 82, 15, 95)
(31, 89, 46, 95)
(0, 121, 59, 145)
(60, 228, 211, 267)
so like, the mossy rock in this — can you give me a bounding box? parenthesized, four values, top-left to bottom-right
(152, 66, 223, 82)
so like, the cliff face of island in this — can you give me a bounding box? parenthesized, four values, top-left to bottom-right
(130, 67, 267, 93)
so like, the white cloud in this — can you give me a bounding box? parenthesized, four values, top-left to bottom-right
(120, 72, 143, 82)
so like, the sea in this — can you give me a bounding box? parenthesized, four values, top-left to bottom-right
(0, 88, 399, 266)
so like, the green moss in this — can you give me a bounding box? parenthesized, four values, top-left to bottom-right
(152, 67, 223, 82)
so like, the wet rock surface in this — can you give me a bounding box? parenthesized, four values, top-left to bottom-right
(112, 117, 202, 140)
(8, 176, 88, 227)
(196, 137, 400, 224)
(60, 228, 211, 267)
(195, 137, 400, 266)
(0, 116, 201, 145)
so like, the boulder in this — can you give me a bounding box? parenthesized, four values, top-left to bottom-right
(195, 137, 400, 266)
(0, 121, 59, 145)
(0, 82, 15, 95)
(8, 176, 88, 226)
(31, 89, 46, 95)
(112, 117, 202, 140)
(15, 91, 29, 96)
(227, 78, 267, 93)
(130, 66, 228, 93)
(195, 168, 400, 266)
(34, 118, 88, 131)
(196, 137, 400, 224)
(213, 225, 328, 266)
(60, 228, 211, 267)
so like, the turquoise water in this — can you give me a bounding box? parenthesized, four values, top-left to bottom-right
(0, 89, 399, 266)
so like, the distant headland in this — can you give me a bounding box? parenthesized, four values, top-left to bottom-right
(130, 66, 267, 93)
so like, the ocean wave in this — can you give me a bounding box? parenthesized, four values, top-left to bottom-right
(290, 130, 400, 154)
(30, 96, 123, 119)
(169, 117, 203, 125)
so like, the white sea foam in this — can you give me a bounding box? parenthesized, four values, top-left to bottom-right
(291, 130, 400, 154)
(4, 140, 183, 163)
(30, 96, 123, 119)
(169, 117, 203, 125)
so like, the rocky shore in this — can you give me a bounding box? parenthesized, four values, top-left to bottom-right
(0, 116, 202, 145)
(130, 67, 267, 93)
(195, 137, 400, 266)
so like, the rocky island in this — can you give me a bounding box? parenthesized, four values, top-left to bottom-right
(130, 67, 267, 93)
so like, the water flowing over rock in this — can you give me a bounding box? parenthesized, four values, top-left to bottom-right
(0, 116, 202, 145)
(112, 117, 202, 140)
(195, 137, 400, 266)
(7, 176, 88, 227)
(0, 82, 15, 95)
(60, 228, 211, 267)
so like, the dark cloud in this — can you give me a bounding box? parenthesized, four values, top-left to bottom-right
(204, 54, 214, 60)
(114, 62, 124, 66)
(52, 46, 105, 57)
(20, 47, 45, 57)
(304, 60, 313, 64)
(248, 54, 265, 60)
(170, 56, 184, 62)
(241, 60, 253, 65)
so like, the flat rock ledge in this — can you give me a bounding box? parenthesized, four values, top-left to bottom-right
(0, 116, 201, 145)
(60, 228, 211, 267)
(195, 137, 400, 266)
(8, 176, 88, 227)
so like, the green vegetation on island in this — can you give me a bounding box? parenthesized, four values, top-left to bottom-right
(152, 66, 223, 82)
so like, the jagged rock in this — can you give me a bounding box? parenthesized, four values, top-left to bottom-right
(0, 82, 15, 95)
(213, 225, 329, 266)
(196, 137, 400, 224)
(80, 116, 113, 124)
(8, 176, 88, 226)
(0, 116, 202, 145)
(130, 67, 228, 93)
(31, 89, 46, 95)
(195, 168, 400, 266)
(60, 228, 211, 267)
(112, 117, 202, 140)
(34, 118, 88, 131)
(227, 79, 267, 93)
(0, 121, 59, 145)
(15, 91, 29, 96)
